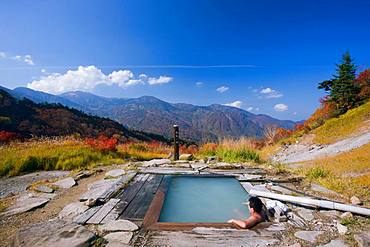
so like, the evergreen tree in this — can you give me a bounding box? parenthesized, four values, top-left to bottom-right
(318, 52, 360, 115)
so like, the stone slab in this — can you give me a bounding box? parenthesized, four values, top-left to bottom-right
(98, 219, 138, 233)
(105, 169, 126, 178)
(34, 185, 53, 193)
(0, 193, 50, 217)
(13, 219, 96, 247)
(318, 239, 349, 247)
(53, 177, 76, 189)
(58, 202, 89, 222)
(354, 232, 370, 247)
(104, 232, 133, 245)
(294, 230, 323, 243)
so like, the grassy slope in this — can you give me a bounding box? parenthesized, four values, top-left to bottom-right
(298, 142, 370, 202)
(312, 101, 370, 144)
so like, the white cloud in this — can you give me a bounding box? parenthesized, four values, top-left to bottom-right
(0, 52, 34, 65)
(274, 103, 288, 112)
(259, 87, 283, 99)
(224, 100, 242, 108)
(216, 86, 229, 93)
(28, 65, 173, 94)
(195, 81, 203, 87)
(41, 69, 47, 73)
(247, 106, 260, 112)
(148, 75, 173, 85)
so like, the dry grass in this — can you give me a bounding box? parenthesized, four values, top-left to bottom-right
(296, 142, 370, 202)
(0, 138, 124, 177)
(117, 141, 171, 161)
(197, 138, 261, 163)
(313, 101, 370, 144)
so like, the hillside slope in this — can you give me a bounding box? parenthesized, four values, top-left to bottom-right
(0, 89, 168, 143)
(272, 101, 370, 163)
(5, 87, 296, 142)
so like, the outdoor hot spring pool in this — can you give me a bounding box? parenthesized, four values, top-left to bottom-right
(158, 176, 250, 222)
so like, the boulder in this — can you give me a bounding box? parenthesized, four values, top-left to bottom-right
(105, 169, 125, 179)
(350, 196, 362, 205)
(294, 230, 323, 243)
(354, 232, 370, 247)
(34, 185, 53, 193)
(13, 219, 96, 247)
(58, 202, 89, 222)
(318, 239, 349, 247)
(142, 159, 171, 167)
(340, 212, 353, 219)
(104, 232, 133, 245)
(337, 223, 348, 235)
(296, 207, 315, 221)
(98, 219, 138, 233)
(179, 154, 194, 161)
(0, 193, 50, 217)
(53, 177, 76, 189)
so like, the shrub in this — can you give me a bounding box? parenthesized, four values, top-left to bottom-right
(85, 135, 118, 152)
(0, 131, 18, 143)
(306, 167, 330, 179)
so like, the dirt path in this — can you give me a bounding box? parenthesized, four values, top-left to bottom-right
(272, 131, 370, 163)
(0, 172, 104, 246)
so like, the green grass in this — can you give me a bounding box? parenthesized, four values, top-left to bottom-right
(215, 148, 261, 163)
(0, 139, 124, 177)
(313, 101, 370, 144)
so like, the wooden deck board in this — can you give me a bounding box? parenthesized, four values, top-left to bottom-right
(101, 174, 149, 224)
(120, 174, 164, 220)
(86, 198, 120, 224)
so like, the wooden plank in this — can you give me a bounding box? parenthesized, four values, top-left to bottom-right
(101, 174, 149, 224)
(74, 205, 103, 225)
(142, 175, 171, 228)
(86, 198, 120, 224)
(121, 174, 163, 220)
(99, 172, 136, 202)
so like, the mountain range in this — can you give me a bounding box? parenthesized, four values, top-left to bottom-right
(0, 88, 168, 143)
(1, 86, 296, 142)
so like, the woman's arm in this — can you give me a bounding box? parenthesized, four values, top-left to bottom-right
(228, 217, 258, 229)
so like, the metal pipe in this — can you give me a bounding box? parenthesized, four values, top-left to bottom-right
(250, 189, 370, 216)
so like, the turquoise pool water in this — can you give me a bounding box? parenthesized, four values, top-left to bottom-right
(159, 176, 250, 222)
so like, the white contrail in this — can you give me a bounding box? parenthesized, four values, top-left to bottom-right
(0, 64, 258, 70)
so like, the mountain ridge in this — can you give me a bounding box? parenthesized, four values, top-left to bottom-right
(4, 86, 297, 142)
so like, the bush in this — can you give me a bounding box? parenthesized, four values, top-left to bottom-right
(85, 135, 118, 152)
(306, 167, 330, 179)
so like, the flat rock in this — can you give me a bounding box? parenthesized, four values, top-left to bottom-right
(264, 224, 286, 231)
(340, 212, 353, 219)
(53, 177, 76, 189)
(319, 210, 340, 218)
(296, 207, 315, 221)
(350, 196, 362, 205)
(311, 183, 338, 195)
(98, 219, 138, 233)
(354, 232, 370, 247)
(269, 185, 294, 195)
(104, 232, 133, 245)
(337, 223, 348, 235)
(34, 185, 53, 193)
(294, 230, 323, 243)
(0, 193, 50, 217)
(179, 153, 194, 161)
(58, 202, 89, 221)
(142, 159, 171, 167)
(318, 239, 349, 247)
(211, 162, 242, 169)
(13, 219, 96, 247)
(0, 170, 70, 199)
(237, 174, 262, 181)
(105, 169, 125, 178)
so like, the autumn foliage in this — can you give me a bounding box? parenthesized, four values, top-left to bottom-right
(85, 135, 118, 152)
(0, 131, 18, 143)
(355, 69, 370, 100)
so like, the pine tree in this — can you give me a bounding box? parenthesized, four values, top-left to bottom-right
(318, 52, 360, 115)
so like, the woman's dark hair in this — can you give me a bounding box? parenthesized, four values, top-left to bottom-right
(249, 196, 263, 213)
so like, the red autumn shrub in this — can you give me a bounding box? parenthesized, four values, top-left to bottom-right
(85, 135, 118, 152)
(0, 131, 17, 143)
(179, 144, 199, 154)
(303, 97, 336, 130)
(355, 69, 370, 100)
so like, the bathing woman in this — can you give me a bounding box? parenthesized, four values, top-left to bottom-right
(228, 196, 266, 229)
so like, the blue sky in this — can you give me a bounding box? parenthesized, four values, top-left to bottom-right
(1, 0, 370, 120)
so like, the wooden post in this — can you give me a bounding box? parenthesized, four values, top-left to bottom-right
(173, 125, 179, 160)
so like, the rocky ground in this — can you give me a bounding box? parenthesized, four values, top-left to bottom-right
(272, 131, 370, 164)
(0, 159, 369, 247)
